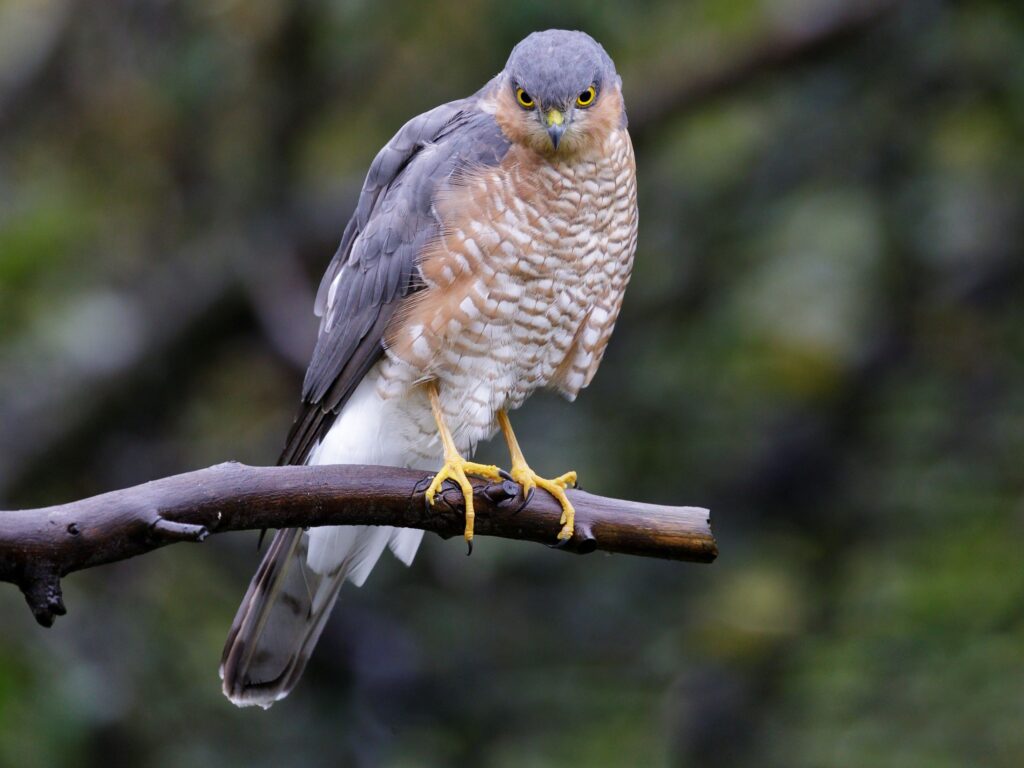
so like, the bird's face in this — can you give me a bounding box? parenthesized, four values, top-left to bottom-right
(496, 30, 624, 157)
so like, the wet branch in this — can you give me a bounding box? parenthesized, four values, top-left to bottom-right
(0, 462, 716, 627)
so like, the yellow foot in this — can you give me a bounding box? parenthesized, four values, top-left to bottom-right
(511, 464, 578, 541)
(426, 456, 505, 550)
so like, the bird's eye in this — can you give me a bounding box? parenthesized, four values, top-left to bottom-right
(515, 87, 535, 109)
(576, 86, 597, 108)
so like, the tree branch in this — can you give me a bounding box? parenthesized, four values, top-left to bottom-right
(0, 462, 716, 627)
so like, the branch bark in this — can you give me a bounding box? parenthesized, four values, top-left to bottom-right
(0, 462, 716, 627)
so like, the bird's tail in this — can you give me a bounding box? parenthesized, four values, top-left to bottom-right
(219, 524, 423, 708)
(221, 372, 427, 707)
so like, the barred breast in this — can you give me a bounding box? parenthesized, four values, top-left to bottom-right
(379, 127, 638, 453)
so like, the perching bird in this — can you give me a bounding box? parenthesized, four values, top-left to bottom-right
(220, 29, 638, 708)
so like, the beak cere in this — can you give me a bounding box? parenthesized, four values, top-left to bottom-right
(545, 108, 565, 149)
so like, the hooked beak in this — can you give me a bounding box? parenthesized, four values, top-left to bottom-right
(545, 108, 566, 150)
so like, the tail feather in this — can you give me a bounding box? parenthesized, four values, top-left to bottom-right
(306, 525, 391, 587)
(220, 528, 347, 708)
(389, 528, 425, 566)
(221, 528, 308, 707)
(220, 524, 424, 708)
(221, 370, 430, 707)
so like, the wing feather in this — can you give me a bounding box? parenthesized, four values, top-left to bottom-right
(281, 97, 510, 465)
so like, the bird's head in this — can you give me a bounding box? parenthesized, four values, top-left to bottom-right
(492, 30, 625, 157)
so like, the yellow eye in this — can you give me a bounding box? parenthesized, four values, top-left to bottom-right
(576, 86, 596, 108)
(515, 87, 535, 109)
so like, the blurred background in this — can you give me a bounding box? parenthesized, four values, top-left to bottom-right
(1, 0, 1022, 765)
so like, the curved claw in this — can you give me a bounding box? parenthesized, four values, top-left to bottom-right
(508, 466, 577, 541)
(425, 457, 505, 546)
(510, 485, 535, 515)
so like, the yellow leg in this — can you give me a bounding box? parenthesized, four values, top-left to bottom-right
(425, 381, 504, 549)
(497, 410, 577, 541)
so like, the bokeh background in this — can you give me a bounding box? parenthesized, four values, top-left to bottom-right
(1, 0, 1023, 766)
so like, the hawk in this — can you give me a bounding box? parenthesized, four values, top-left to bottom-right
(221, 29, 638, 707)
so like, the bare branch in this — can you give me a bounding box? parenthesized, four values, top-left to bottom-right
(0, 462, 716, 627)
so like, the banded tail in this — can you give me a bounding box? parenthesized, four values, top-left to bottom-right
(220, 524, 423, 707)
(220, 374, 427, 708)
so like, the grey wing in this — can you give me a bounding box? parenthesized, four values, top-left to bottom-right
(277, 99, 511, 466)
(221, 100, 512, 708)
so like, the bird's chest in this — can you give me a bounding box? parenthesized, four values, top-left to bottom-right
(381, 132, 637, 436)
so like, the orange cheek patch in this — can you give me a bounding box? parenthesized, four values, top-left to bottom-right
(492, 84, 626, 160)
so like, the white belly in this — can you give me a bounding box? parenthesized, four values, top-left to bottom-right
(306, 360, 501, 580)
(312, 361, 498, 468)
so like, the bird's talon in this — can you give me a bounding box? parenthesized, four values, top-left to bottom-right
(463, 461, 505, 483)
(551, 470, 577, 490)
(425, 454, 500, 544)
(509, 465, 576, 543)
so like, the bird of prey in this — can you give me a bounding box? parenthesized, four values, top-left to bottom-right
(220, 29, 638, 708)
